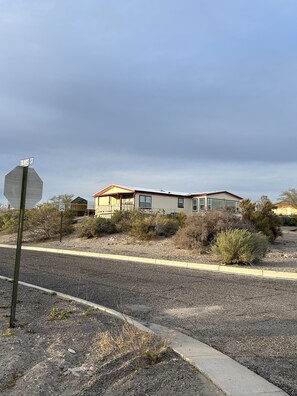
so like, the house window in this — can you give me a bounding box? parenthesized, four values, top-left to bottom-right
(178, 197, 184, 208)
(225, 200, 237, 212)
(192, 198, 198, 211)
(122, 194, 134, 205)
(139, 195, 152, 209)
(208, 198, 238, 212)
(208, 198, 222, 211)
(199, 198, 205, 210)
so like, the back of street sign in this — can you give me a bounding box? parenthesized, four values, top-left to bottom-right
(4, 166, 43, 209)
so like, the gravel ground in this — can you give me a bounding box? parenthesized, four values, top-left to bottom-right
(1, 226, 296, 272)
(0, 279, 225, 396)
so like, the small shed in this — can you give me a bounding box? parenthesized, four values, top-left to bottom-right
(71, 196, 88, 216)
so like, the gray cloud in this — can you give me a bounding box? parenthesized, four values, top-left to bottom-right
(1, 0, 297, 204)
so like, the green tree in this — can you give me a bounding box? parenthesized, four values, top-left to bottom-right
(279, 188, 297, 209)
(239, 197, 282, 243)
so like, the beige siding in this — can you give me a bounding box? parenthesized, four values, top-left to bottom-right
(184, 198, 192, 213)
(99, 196, 110, 205)
(135, 193, 190, 214)
(94, 186, 242, 217)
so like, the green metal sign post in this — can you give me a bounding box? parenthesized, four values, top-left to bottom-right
(4, 158, 43, 328)
(60, 211, 63, 243)
(10, 165, 28, 328)
(59, 203, 65, 243)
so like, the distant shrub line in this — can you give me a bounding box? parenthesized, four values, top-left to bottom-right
(77, 210, 185, 240)
(0, 195, 283, 265)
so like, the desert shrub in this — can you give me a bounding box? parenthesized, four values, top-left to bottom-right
(111, 210, 182, 240)
(130, 215, 157, 240)
(174, 211, 188, 227)
(78, 216, 116, 238)
(278, 215, 297, 227)
(0, 211, 4, 230)
(110, 210, 139, 233)
(0, 210, 21, 234)
(26, 204, 74, 241)
(174, 210, 250, 253)
(110, 210, 125, 225)
(211, 229, 268, 265)
(239, 198, 282, 243)
(155, 214, 180, 237)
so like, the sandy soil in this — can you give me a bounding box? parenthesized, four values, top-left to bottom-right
(0, 279, 224, 396)
(1, 226, 297, 272)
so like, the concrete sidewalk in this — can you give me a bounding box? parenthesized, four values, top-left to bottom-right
(1, 243, 297, 281)
(0, 275, 289, 395)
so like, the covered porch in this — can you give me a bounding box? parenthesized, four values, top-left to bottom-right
(95, 192, 135, 217)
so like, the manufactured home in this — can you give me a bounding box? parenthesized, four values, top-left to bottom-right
(92, 184, 242, 218)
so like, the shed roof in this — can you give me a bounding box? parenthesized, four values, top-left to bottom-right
(71, 196, 88, 204)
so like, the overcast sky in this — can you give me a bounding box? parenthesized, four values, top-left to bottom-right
(1, 0, 297, 205)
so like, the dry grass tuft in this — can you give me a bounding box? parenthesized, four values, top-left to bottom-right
(91, 319, 169, 366)
(48, 308, 72, 321)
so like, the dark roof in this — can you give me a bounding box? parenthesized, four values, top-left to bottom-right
(71, 196, 87, 204)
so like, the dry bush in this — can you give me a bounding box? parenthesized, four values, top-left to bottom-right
(174, 210, 250, 253)
(155, 214, 180, 237)
(110, 210, 144, 233)
(129, 213, 182, 240)
(91, 320, 169, 366)
(109, 211, 183, 240)
(0, 209, 20, 234)
(174, 211, 187, 227)
(78, 217, 116, 238)
(26, 204, 74, 241)
(211, 229, 268, 265)
(239, 198, 282, 243)
(129, 215, 157, 240)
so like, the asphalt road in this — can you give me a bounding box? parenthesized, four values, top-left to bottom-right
(1, 247, 296, 395)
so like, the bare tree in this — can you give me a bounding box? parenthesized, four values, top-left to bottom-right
(279, 188, 297, 209)
(49, 194, 74, 209)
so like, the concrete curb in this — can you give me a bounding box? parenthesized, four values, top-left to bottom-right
(149, 323, 288, 396)
(0, 276, 288, 396)
(1, 243, 297, 281)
